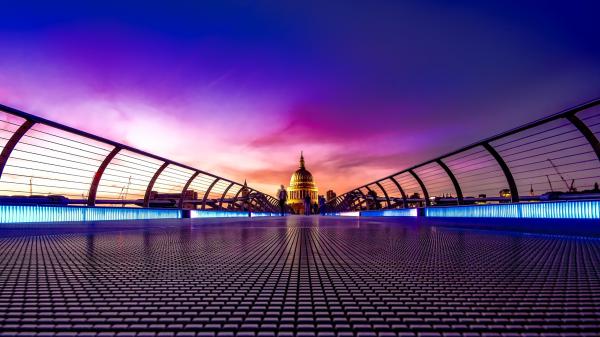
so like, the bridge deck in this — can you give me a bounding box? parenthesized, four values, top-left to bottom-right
(0, 216, 599, 336)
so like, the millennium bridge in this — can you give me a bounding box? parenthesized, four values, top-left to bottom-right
(1, 101, 599, 336)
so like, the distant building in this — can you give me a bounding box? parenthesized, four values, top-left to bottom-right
(149, 190, 198, 209)
(326, 190, 336, 202)
(287, 152, 318, 214)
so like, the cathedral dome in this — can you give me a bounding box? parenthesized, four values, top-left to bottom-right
(287, 152, 319, 214)
(290, 152, 315, 187)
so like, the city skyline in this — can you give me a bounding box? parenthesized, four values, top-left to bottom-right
(2, 1, 600, 194)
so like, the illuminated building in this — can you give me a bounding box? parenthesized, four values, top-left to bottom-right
(287, 152, 318, 214)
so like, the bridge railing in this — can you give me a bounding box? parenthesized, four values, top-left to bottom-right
(0, 104, 278, 213)
(330, 99, 600, 212)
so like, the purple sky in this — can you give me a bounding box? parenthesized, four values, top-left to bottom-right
(1, 1, 600, 194)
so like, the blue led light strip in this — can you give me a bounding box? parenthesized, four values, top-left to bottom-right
(190, 210, 250, 218)
(0, 205, 181, 223)
(360, 209, 418, 217)
(425, 200, 600, 219)
(250, 212, 280, 217)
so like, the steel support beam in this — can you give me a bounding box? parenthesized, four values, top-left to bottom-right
(389, 177, 408, 208)
(375, 182, 391, 209)
(0, 119, 35, 180)
(408, 169, 430, 206)
(178, 171, 200, 209)
(567, 114, 600, 162)
(249, 198, 259, 212)
(347, 193, 358, 211)
(231, 186, 244, 211)
(269, 196, 279, 211)
(143, 162, 169, 207)
(218, 182, 234, 210)
(88, 146, 121, 206)
(436, 159, 463, 205)
(201, 178, 220, 210)
(482, 142, 519, 202)
(341, 195, 353, 211)
(331, 196, 342, 210)
(253, 193, 270, 212)
(336, 194, 349, 211)
(354, 189, 368, 210)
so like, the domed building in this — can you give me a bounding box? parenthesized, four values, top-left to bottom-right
(287, 152, 318, 214)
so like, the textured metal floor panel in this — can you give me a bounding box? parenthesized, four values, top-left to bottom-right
(0, 216, 599, 336)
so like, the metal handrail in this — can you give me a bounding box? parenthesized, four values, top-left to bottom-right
(0, 103, 278, 212)
(331, 98, 600, 212)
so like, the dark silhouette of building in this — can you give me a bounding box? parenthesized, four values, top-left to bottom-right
(326, 190, 336, 202)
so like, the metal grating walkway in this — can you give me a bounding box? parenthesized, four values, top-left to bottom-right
(0, 216, 599, 336)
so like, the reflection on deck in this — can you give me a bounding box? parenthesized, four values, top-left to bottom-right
(0, 216, 598, 336)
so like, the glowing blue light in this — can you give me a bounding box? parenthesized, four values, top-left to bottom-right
(191, 210, 249, 218)
(339, 211, 360, 217)
(0, 205, 181, 223)
(250, 212, 281, 217)
(360, 208, 418, 217)
(425, 201, 600, 219)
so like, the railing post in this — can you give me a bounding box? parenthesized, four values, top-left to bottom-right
(0, 119, 35, 180)
(218, 182, 234, 210)
(341, 195, 352, 211)
(336, 194, 347, 211)
(566, 114, 600, 162)
(201, 178, 220, 210)
(267, 195, 279, 212)
(178, 171, 200, 209)
(254, 193, 270, 212)
(436, 159, 463, 205)
(482, 142, 519, 202)
(331, 196, 342, 210)
(355, 189, 368, 210)
(144, 162, 169, 207)
(88, 147, 121, 206)
(230, 186, 244, 211)
(408, 169, 430, 206)
(375, 182, 391, 209)
(389, 177, 408, 208)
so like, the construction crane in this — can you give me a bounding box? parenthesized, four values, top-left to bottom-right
(547, 159, 576, 192)
(545, 175, 553, 192)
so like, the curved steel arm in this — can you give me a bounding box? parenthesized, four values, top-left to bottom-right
(482, 143, 519, 202)
(375, 182, 391, 209)
(178, 171, 200, 209)
(351, 192, 364, 210)
(436, 159, 463, 204)
(333, 194, 349, 211)
(201, 178, 220, 210)
(253, 193, 272, 212)
(0, 119, 35, 180)
(218, 182, 235, 210)
(352, 189, 367, 210)
(88, 147, 121, 206)
(230, 186, 245, 210)
(408, 169, 430, 206)
(389, 177, 408, 208)
(268, 196, 279, 212)
(144, 162, 169, 207)
(567, 114, 600, 162)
